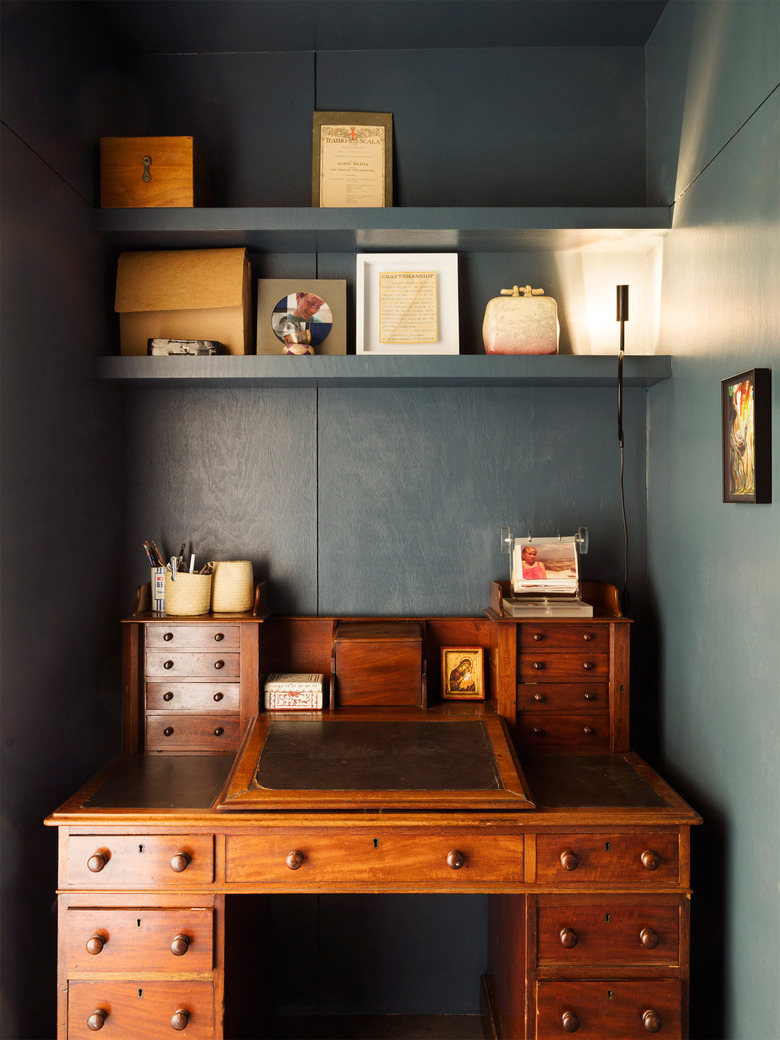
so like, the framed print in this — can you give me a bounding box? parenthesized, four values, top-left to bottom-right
(256, 279, 347, 356)
(441, 647, 485, 701)
(356, 253, 459, 355)
(722, 368, 772, 503)
(312, 111, 392, 208)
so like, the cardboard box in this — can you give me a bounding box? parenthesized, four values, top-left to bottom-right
(115, 248, 252, 356)
(100, 136, 211, 208)
(264, 674, 325, 710)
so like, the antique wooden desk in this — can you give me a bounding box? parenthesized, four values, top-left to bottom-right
(46, 585, 701, 1039)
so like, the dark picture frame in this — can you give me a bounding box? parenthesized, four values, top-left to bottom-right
(441, 647, 485, 701)
(722, 368, 772, 503)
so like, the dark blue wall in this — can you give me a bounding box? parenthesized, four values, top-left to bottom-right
(1, 3, 657, 1035)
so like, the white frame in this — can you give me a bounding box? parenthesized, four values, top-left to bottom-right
(356, 253, 459, 355)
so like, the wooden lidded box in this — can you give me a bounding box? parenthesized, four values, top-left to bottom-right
(100, 136, 212, 208)
(333, 621, 424, 706)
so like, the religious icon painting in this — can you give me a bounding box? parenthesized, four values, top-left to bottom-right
(441, 647, 485, 700)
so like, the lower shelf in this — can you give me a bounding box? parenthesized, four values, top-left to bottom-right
(94, 353, 671, 389)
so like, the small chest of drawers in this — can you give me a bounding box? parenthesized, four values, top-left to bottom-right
(488, 583, 631, 756)
(122, 607, 264, 754)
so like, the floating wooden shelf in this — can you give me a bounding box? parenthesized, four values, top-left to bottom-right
(94, 353, 671, 388)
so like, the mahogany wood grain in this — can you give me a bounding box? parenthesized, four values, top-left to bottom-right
(518, 653, 609, 682)
(517, 682, 609, 712)
(534, 979, 682, 1038)
(146, 682, 241, 712)
(67, 979, 214, 1038)
(535, 896, 683, 968)
(224, 829, 525, 889)
(67, 835, 214, 888)
(145, 625, 241, 651)
(516, 713, 610, 752)
(518, 625, 610, 652)
(486, 896, 528, 1040)
(145, 714, 241, 752)
(145, 651, 241, 679)
(535, 832, 680, 885)
(64, 908, 214, 973)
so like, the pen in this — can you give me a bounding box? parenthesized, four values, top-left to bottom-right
(150, 540, 165, 567)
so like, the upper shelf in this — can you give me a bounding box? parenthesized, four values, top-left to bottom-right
(94, 206, 671, 253)
(94, 354, 671, 388)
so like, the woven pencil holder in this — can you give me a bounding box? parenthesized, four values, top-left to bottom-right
(211, 560, 254, 613)
(164, 571, 212, 616)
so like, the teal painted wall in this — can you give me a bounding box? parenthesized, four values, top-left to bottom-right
(647, 4, 780, 1038)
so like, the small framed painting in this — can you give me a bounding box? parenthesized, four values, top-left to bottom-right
(441, 647, 485, 700)
(722, 369, 772, 503)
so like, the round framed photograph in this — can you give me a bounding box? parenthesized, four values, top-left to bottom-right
(271, 291, 333, 355)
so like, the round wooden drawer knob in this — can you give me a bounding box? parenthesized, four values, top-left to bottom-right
(170, 852, 191, 872)
(533, 726, 545, 736)
(583, 691, 596, 701)
(214, 632, 225, 641)
(86, 934, 106, 955)
(170, 933, 190, 956)
(582, 633, 594, 641)
(532, 661, 545, 670)
(87, 851, 108, 873)
(642, 1009, 662, 1033)
(532, 633, 544, 641)
(639, 927, 659, 949)
(583, 726, 594, 736)
(447, 850, 465, 870)
(171, 1009, 190, 1031)
(163, 660, 174, 670)
(582, 662, 594, 670)
(213, 692, 224, 701)
(533, 692, 545, 702)
(561, 1011, 579, 1032)
(163, 692, 174, 701)
(87, 1009, 107, 1031)
(286, 851, 304, 870)
(214, 660, 225, 669)
(560, 850, 579, 871)
(163, 727, 174, 737)
(163, 632, 174, 641)
(641, 849, 660, 871)
(214, 727, 224, 736)
(559, 927, 578, 948)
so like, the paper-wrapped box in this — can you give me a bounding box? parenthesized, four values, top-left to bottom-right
(264, 673, 324, 710)
(114, 248, 251, 356)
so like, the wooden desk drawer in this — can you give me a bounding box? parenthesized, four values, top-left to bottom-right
(518, 653, 609, 682)
(146, 681, 240, 711)
(67, 835, 214, 888)
(146, 713, 240, 751)
(535, 979, 682, 1039)
(519, 624, 610, 653)
(225, 830, 524, 887)
(536, 833, 680, 885)
(536, 897, 682, 967)
(146, 624, 240, 651)
(67, 980, 214, 1038)
(145, 651, 240, 679)
(517, 714, 609, 751)
(65, 908, 214, 973)
(517, 682, 608, 712)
